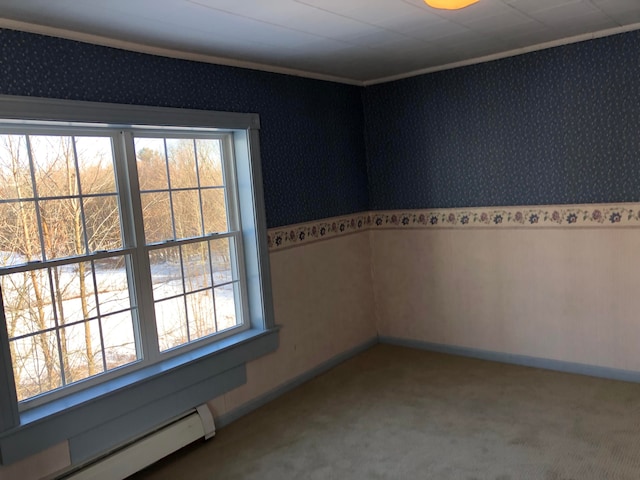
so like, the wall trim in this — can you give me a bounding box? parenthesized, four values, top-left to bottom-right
(268, 203, 640, 251)
(370, 204, 640, 229)
(0, 19, 361, 87)
(364, 22, 640, 86)
(216, 336, 378, 428)
(3, 19, 640, 88)
(379, 337, 640, 384)
(268, 212, 371, 252)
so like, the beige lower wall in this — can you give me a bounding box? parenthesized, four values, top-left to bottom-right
(371, 227, 640, 371)
(210, 230, 377, 416)
(9, 214, 640, 480)
(0, 442, 70, 480)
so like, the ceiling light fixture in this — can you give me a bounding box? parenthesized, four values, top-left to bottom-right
(424, 0, 479, 10)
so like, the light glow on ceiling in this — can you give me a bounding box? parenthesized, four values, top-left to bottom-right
(424, 0, 479, 10)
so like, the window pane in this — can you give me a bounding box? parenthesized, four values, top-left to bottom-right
(149, 246, 183, 301)
(167, 139, 198, 189)
(135, 138, 168, 191)
(196, 139, 223, 187)
(11, 332, 62, 402)
(76, 137, 117, 194)
(0, 201, 42, 265)
(2, 269, 55, 338)
(173, 190, 202, 238)
(155, 297, 187, 351)
(210, 238, 234, 284)
(182, 241, 212, 292)
(51, 262, 98, 326)
(141, 192, 173, 243)
(30, 136, 79, 199)
(60, 319, 104, 384)
(40, 198, 86, 259)
(94, 256, 131, 315)
(214, 283, 239, 332)
(102, 311, 138, 369)
(0, 134, 33, 200)
(84, 195, 123, 251)
(0, 126, 248, 404)
(201, 188, 228, 234)
(186, 289, 216, 341)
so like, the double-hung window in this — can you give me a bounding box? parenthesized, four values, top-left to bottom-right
(0, 96, 275, 466)
(1, 129, 248, 406)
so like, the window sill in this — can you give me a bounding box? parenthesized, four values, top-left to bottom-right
(0, 327, 279, 466)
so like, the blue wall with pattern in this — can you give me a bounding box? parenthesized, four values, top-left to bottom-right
(0, 29, 369, 228)
(3, 28, 640, 221)
(363, 31, 640, 210)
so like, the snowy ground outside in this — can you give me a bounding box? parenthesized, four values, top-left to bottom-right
(2, 254, 239, 399)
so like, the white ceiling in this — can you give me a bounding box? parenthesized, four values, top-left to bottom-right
(0, 0, 639, 84)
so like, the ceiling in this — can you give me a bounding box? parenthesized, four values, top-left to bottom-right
(0, 0, 639, 84)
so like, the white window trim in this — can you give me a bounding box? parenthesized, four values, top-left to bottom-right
(0, 95, 277, 466)
(3, 125, 253, 410)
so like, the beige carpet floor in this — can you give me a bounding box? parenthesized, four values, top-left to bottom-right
(131, 344, 640, 480)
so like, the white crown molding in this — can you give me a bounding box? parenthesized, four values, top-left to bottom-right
(2, 18, 640, 88)
(364, 22, 640, 86)
(0, 18, 363, 86)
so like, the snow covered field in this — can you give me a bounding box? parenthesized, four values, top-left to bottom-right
(2, 254, 239, 399)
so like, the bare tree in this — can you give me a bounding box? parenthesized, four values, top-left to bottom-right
(1, 134, 231, 400)
(0, 134, 123, 399)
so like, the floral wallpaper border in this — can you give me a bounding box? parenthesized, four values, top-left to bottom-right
(267, 213, 372, 251)
(267, 203, 640, 251)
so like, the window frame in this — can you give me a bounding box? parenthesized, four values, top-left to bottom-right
(1, 125, 254, 410)
(0, 95, 277, 466)
(128, 129, 252, 358)
(0, 126, 143, 409)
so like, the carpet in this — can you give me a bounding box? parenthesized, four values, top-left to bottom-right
(132, 344, 640, 479)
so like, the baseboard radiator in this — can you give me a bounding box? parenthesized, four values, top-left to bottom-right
(66, 404, 216, 480)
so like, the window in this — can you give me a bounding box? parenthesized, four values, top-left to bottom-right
(135, 135, 247, 352)
(0, 96, 276, 466)
(0, 128, 251, 407)
(0, 131, 136, 405)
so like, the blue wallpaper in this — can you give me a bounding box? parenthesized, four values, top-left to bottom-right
(0, 29, 369, 228)
(363, 31, 640, 210)
(3, 28, 640, 221)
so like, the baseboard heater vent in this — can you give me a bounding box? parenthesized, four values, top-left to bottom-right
(67, 404, 216, 480)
